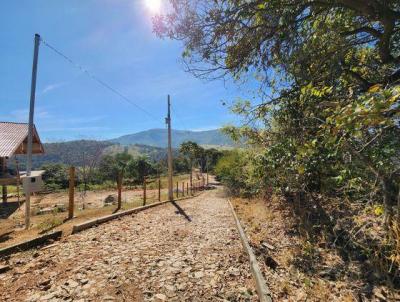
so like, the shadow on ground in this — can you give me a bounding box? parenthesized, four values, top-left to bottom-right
(171, 201, 192, 222)
(0, 201, 22, 219)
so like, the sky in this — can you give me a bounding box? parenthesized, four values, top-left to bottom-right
(0, 0, 253, 142)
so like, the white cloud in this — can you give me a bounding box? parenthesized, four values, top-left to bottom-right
(0, 107, 105, 132)
(41, 82, 66, 94)
(189, 126, 220, 132)
(41, 126, 109, 132)
(0, 108, 51, 123)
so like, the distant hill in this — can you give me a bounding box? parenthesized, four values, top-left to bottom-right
(27, 140, 114, 169)
(110, 129, 234, 148)
(102, 144, 171, 161)
(25, 142, 173, 169)
(27, 141, 170, 169)
(10, 128, 234, 169)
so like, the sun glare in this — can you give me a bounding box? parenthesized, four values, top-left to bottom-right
(144, 0, 162, 14)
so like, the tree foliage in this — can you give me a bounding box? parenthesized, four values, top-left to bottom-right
(41, 163, 69, 191)
(156, 0, 400, 221)
(98, 153, 157, 184)
(179, 141, 223, 172)
(156, 0, 400, 282)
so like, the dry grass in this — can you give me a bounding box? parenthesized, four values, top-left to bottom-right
(231, 197, 274, 243)
(0, 174, 203, 249)
(231, 195, 375, 301)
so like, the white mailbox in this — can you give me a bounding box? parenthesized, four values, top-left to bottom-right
(21, 170, 45, 194)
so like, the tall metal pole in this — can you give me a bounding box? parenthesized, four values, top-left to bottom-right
(25, 33, 40, 229)
(166, 95, 174, 201)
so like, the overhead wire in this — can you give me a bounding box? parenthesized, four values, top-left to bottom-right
(170, 103, 189, 132)
(170, 102, 206, 181)
(40, 37, 161, 121)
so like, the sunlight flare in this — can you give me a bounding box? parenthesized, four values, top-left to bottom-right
(144, 0, 162, 14)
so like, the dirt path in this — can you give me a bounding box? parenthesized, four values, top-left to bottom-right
(0, 187, 257, 302)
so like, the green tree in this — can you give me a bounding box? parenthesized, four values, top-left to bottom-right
(173, 155, 191, 174)
(215, 150, 250, 196)
(126, 156, 156, 183)
(41, 163, 69, 190)
(180, 141, 203, 185)
(156, 0, 400, 223)
(200, 148, 223, 173)
(98, 153, 133, 181)
(155, 0, 400, 91)
(156, 0, 400, 280)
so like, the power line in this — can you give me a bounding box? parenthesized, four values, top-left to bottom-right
(171, 103, 189, 131)
(40, 37, 160, 121)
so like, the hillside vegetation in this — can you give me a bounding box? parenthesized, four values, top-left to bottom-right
(13, 140, 222, 193)
(29, 140, 114, 169)
(110, 128, 234, 148)
(10, 129, 233, 169)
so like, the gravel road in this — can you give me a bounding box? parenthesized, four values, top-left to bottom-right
(0, 187, 257, 302)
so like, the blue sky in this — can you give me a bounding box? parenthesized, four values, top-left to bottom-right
(0, 0, 254, 142)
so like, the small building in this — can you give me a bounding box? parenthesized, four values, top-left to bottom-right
(0, 122, 44, 202)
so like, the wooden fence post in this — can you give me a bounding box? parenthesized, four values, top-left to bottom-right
(187, 182, 189, 195)
(176, 182, 179, 198)
(68, 166, 75, 219)
(117, 172, 122, 210)
(158, 178, 161, 201)
(182, 182, 185, 197)
(1, 158, 7, 203)
(143, 177, 147, 206)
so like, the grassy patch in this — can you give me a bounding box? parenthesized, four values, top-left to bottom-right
(37, 216, 63, 233)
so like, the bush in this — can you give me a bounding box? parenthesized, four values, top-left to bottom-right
(41, 163, 69, 190)
(215, 150, 253, 197)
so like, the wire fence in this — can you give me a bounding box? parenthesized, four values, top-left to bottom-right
(0, 171, 208, 241)
(0, 34, 209, 245)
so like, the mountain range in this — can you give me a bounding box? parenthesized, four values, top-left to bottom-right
(110, 129, 233, 148)
(23, 128, 234, 168)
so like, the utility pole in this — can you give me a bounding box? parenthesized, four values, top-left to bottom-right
(166, 95, 174, 201)
(25, 33, 40, 230)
